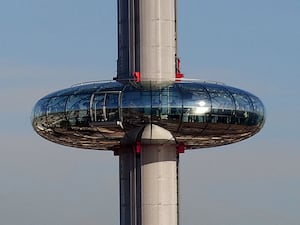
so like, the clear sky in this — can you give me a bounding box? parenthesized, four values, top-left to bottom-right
(0, 0, 299, 225)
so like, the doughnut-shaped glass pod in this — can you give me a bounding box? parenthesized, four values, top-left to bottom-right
(32, 81, 265, 150)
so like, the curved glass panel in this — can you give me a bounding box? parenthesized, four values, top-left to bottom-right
(206, 84, 234, 125)
(46, 96, 68, 128)
(122, 89, 152, 127)
(105, 93, 120, 122)
(91, 92, 120, 123)
(122, 86, 183, 130)
(32, 98, 50, 130)
(226, 87, 253, 126)
(92, 94, 105, 122)
(34, 98, 49, 118)
(248, 95, 265, 125)
(165, 86, 182, 122)
(176, 83, 210, 136)
(179, 83, 210, 122)
(66, 94, 91, 126)
(233, 93, 252, 111)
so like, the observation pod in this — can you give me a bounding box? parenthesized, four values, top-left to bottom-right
(31, 0, 266, 224)
(32, 81, 265, 150)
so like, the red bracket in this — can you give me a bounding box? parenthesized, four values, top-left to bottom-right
(176, 142, 186, 154)
(176, 58, 184, 81)
(176, 73, 184, 81)
(134, 141, 141, 154)
(133, 72, 141, 82)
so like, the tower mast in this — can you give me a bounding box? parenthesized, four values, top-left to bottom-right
(117, 1, 179, 225)
(117, 0, 178, 86)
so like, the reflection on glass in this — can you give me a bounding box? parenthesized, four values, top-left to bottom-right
(46, 96, 68, 128)
(105, 93, 120, 122)
(168, 86, 182, 122)
(92, 94, 105, 122)
(33, 98, 49, 130)
(248, 95, 265, 124)
(194, 100, 210, 114)
(34, 98, 49, 117)
(66, 94, 91, 126)
(181, 89, 210, 123)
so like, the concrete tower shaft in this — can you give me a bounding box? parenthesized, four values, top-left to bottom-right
(140, 125, 178, 225)
(117, 1, 179, 224)
(117, 0, 178, 86)
(119, 125, 178, 225)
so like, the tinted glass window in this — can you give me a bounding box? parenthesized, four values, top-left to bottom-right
(105, 93, 120, 122)
(206, 88, 234, 111)
(34, 98, 49, 117)
(66, 94, 91, 126)
(248, 95, 265, 124)
(47, 96, 68, 114)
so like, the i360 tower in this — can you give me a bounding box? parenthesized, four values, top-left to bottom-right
(32, 1, 265, 225)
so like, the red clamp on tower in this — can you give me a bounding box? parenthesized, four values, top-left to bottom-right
(134, 141, 142, 154)
(176, 58, 184, 81)
(133, 72, 141, 82)
(176, 142, 186, 154)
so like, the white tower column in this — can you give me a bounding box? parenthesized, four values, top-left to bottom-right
(141, 145, 177, 225)
(139, 0, 177, 86)
(140, 125, 178, 225)
(117, 0, 178, 87)
(117, 0, 179, 224)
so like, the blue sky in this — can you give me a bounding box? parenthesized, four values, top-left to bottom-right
(0, 0, 299, 224)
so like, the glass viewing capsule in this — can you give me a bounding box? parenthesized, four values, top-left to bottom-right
(32, 81, 265, 150)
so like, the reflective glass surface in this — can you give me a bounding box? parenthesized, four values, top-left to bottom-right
(66, 94, 90, 126)
(32, 81, 265, 150)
